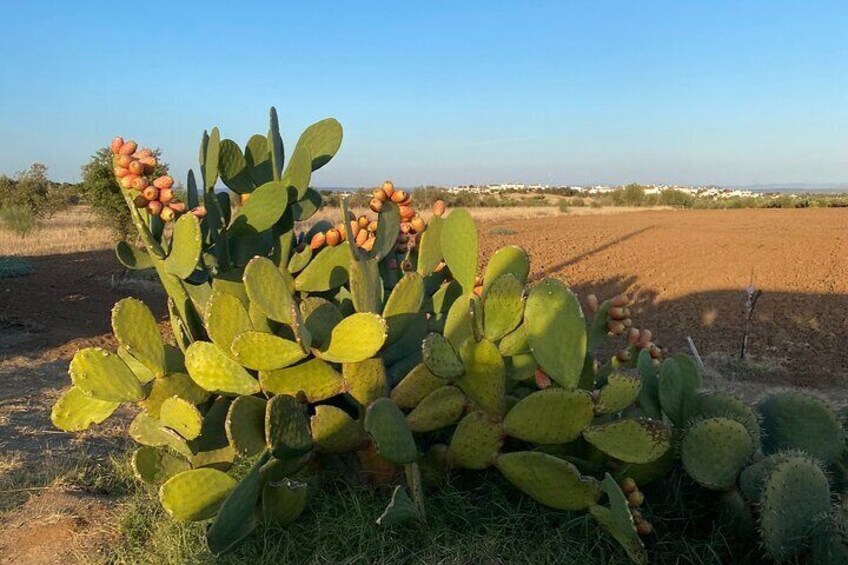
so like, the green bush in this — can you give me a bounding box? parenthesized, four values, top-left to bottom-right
(0, 163, 72, 218)
(0, 205, 37, 237)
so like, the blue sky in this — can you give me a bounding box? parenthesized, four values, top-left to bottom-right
(1, 1, 846, 187)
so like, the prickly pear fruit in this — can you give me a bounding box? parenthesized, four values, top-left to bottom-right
(111, 136, 124, 154)
(119, 140, 138, 155)
(159, 188, 174, 204)
(432, 199, 446, 216)
(153, 175, 174, 189)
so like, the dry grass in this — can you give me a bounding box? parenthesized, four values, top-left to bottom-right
(0, 206, 113, 257)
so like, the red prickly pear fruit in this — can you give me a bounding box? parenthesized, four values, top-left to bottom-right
(401, 260, 412, 271)
(369, 198, 383, 213)
(110, 136, 124, 154)
(119, 140, 138, 155)
(410, 216, 426, 233)
(586, 294, 599, 313)
(355, 229, 369, 246)
(372, 188, 388, 202)
(607, 320, 625, 335)
(432, 200, 446, 217)
(325, 229, 341, 247)
(358, 215, 369, 229)
(115, 154, 132, 168)
(136, 148, 153, 159)
(611, 294, 630, 307)
(649, 345, 662, 359)
(639, 329, 653, 344)
(398, 195, 412, 207)
(620, 477, 637, 495)
(159, 189, 174, 204)
(628, 490, 645, 508)
(387, 258, 399, 270)
(142, 186, 159, 201)
(361, 235, 376, 252)
(534, 368, 552, 389)
(133, 194, 148, 208)
(119, 175, 136, 189)
(131, 176, 149, 191)
(382, 181, 395, 198)
(635, 521, 652, 535)
(399, 222, 412, 234)
(152, 176, 174, 189)
(146, 200, 164, 216)
(190, 206, 207, 219)
(168, 201, 187, 213)
(367, 220, 378, 233)
(114, 166, 130, 178)
(609, 306, 627, 320)
(160, 206, 176, 222)
(140, 157, 157, 173)
(390, 190, 406, 203)
(399, 205, 414, 220)
(310, 232, 326, 250)
(128, 160, 144, 175)
(627, 328, 640, 346)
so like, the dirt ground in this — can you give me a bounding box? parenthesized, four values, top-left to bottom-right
(1, 206, 847, 562)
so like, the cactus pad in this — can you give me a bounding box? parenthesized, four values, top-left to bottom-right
(698, 391, 761, 445)
(343, 358, 389, 406)
(377, 485, 421, 527)
(128, 412, 193, 458)
(416, 215, 443, 276)
(265, 394, 312, 458)
(225, 396, 267, 457)
(111, 298, 166, 378)
(482, 274, 524, 341)
(218, 138, 253, 193)
(159, 397, 203, 440)
(259, 358, 345, 402)
(131, 446, 191, 485)
(498, 324, 530, 356)
(448, 411, 503, 470)
(406, 386, 467, 433)
(383, 273, 425, 344)
(595, 371, 642, 415)
(300, 297, 342, 348)
(589, 474, 647, 565)
(496, 451, 601, 511)
(69, 347, 144, 402)
(313, 313, 387, 363)
(505, 353, 537, 382)
(658, 355, 702, 427)
(118, 346, 156, 384)
(159, 468, 237, 521)
(244, 256, 294, 324)
(230, 331, 308, 370)
(294, 242, 350, 292)
(681, 417, 754, 490)
(390, 363, 446, 409)
(482, 245, 531, 293)
(422, 333, 464, 379)
(504, 389, 594, 444)
(524, 278, 586, 389)
(263, 478, 309, 526)
(206, 453, 269, 555)
(164, 214, 201, 278)
(206, 290, 253, 356)
(456, 338, 505, 418)
(142, 372, 210, 418)
(51, 386, 120, 432)
(185, 341, 260, 395)
(311, 405, 365, 453)
(758, 391, 844, 464)
(364, 398, 418, 465)
(583, 419, 671, 464)
(440, 209, 478, 293)
(228, 179, 289, 235)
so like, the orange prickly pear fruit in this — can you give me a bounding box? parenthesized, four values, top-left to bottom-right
(628, 490, 644, 508)
(611, 294, 630, 307)
(361, 235, 376, 252)
(535, 368, 552, 389)
(131, 176, 149, 191)
(608, 306, 627, 320)
(620, 477, 637, 495)
(110, 136, 124, 154)
(115, 154, 132, 168)
(636, 521, 653, 536)
(608, 320, 625, 335)
(355, 229, 368, 246)
(356, 444, 398, 486)
(398, 195, 412, 207)
(475, 275, 484, 286)
(337, 223, 348, 241)
(325, 228, 341, 247)
(638, 329, 653, 346)
(160, 207, 176, 222)
(146, 200, 163, 216)
(190, 206, 207, 219)
(136, 148, 153, 159)
(372, 188, 388, 202)
(114, 166, 130, 178)
(239, 193, 251, 204)
(390, 190, 406, 203)
(649, 345, 662, 359)
(310, 232, 326, 250)
(140, 157, 157, 173)
(382, 181, 395, 198)
(367, 220, 378, 232)
(358, 215, 369, 229)
(627, 328, 640, 346)
(473, 285, 483, 297)
(349, 220, 360, 237)
(142, 186, 159, 201)
(159, 189, 174, 204)
(586, 294, 599, 313)
(399, 205, 414, 220)
(432, 199, 446, 217)
(119, 140, 138, 155)
(410, 216, 426, 233)
(615, 349, 632, 363)
(168, 201, 187, 213)
(399, 222, 411, 234)
(152, 175, 174, 189)
(128, 160, 145, 175)
(370, 198, 383, 213)
(119, 175, 136, 189)
(133, 194, 148, 208)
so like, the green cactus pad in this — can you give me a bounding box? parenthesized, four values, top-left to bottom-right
(313, 312, 387, 364)
(759, 456, 832, 561)
(681, 417, 754, 490)
(51, 386, 120, 432)
(218, 138, 254, 193)
(440, 209, 478, 293)
(582, 419, 671, 464)
(265, 394, 312, 458)
(201, 127, 220, 190)
(159, 468, 237, 521)
(406, 386, 467, 433)
(295, 117, 343, 171)
(159, 397, 203, 440)
(810, 509, 848, 565)
(291, 188, 323, 221)
(505, 353, 537, 382)
(311, 405, 365, 453)
(503, 389, 594, 444)
(128, 412, 193, 458)
(738, 451, 801, 502)
(244, 256, 294, 324)
(698, 392, 761, 445)
(185, 341, 261, 396)
(281, 143, 311, 200)
(206, 290, 253, 356)
(225, 396, 267, 457)
(260, 358, 345, 402)
(294, 242, 350, 292)
(115, 240, 153, 270)
(300, 297, 343, 348)
(456, 338, 505, 418)
(190, 395, 231, 453)
(164, 214, 201, 279)
(366, 201, 401, 262)
(498, 324, 530, 356)
(111, 298, 166, 378)
(635, 349, 662, 420)
(496, 451, 601, 511)
(131, 446, 191, 485)
(287, 243, 313, 273)
(595, 371, 642, 415)
(364, 398, 418, 465)
(758, 391, 844, 464)
(191, 446, 236, 471)
(482, 245, 530, 293)
(416, 215, 444, 276)
(69, 347, 144, 402)
(482, 274, 524, 341)
(348, 255, 382, 314)
(228, 179, 289, 236)
(117, 347, 156, 384)
(383, 273, 425, 344)
(422, 333, 464, 379)
(263, 478, 309, 526)
(377, 485, 421, 527)
(245, 133, 273, 185)
(390, 363, 446, 409)
(448, 411, 503, 470)
(230, 331, 307, 371)
(343, 358, 389, 406)
(268, 107, 285, 179)
(658, 355, 702, 427)
(443, 292, 478, 349)
(142, 372, 210, 418)
(589, 474, 647, 565)
(524, 278, 586, 389)
(206, 453, 270, 555)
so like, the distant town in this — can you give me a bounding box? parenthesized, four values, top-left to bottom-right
(447, 183, 758, 199)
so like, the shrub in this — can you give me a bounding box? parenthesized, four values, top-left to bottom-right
(0, 204, 37, 237)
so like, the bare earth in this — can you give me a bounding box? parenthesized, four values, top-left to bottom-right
(2, 206, 847, 562)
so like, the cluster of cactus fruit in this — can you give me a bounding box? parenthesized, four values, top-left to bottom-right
(50, 108, 847, 563)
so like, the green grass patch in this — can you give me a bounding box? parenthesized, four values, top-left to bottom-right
(489, 226, 517, 236)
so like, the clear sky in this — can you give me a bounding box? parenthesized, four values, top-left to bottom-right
(1, 1, 846, 187)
